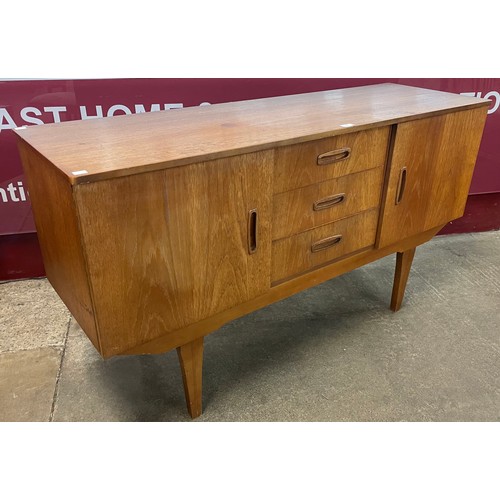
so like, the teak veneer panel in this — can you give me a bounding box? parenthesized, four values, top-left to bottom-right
(271, 209, 379, 283)
(272, 167, 385, 240)
(274, 127, 390, 193)
(17, 140, 100, 352)
(14, 84, 489, 185)
(75, 151, 273, 357)
(378, 107, 488, 248)
(122, 224, 447, 357)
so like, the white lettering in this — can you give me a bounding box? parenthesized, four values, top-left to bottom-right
(460, 91, 499, 114)
(165, 103, 183, 110)
(44, 106, 67, 123)
(80, 105, 104, 120)
(134, 103, 183, 113)
(3, 101, 210, 132)
(107, 104, 132, 117)
(484, 91, 500, 114)
(17, 181, 27, 201)
(0, 181, 29, 202)
(21, 107, 44, 125)
(134, 104, 161, 113)
(0, 108, 17, 131)
(6, 183, 19, 202)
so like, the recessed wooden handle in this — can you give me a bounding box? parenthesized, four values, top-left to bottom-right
(247, 209, 257, 254)
(311, 234, 342, 253)
(395, 167, 407, 205)
(313, 193, 346, 211)
(317, 148, 351, 166)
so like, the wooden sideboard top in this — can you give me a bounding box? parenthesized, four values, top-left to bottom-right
(14, 83, 489, 185)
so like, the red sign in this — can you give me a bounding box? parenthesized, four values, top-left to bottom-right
(1, 78, 499, 236)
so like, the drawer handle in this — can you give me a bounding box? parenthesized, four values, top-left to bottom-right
(247, 209, 258, 254)
(311, 234, 343, 253)
(317, 148, 351, 166)
(313, 193, 346, 211)
(395, 167, 407, 205)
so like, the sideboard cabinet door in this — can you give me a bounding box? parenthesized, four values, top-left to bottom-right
(377, 108, 488, 248)
(74, 151, 273, 357)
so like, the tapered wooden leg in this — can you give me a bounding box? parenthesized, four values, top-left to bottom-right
(177, 337, 204, 418)
(390, 247, 416, 312)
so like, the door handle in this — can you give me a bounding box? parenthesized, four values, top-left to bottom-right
(395, 167, 407, 205)
(247, 209, 257, 254)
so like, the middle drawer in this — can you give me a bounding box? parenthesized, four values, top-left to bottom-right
(272, 166, 384, 241)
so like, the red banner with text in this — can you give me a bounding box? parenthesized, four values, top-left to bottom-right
(1, 78, 499, 236)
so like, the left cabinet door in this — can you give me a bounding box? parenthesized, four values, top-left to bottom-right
(75, 151, 273, 357)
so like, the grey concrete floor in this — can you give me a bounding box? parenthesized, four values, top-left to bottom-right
(1, 231, 499, 421)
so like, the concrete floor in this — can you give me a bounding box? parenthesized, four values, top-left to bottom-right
(0, 231, 499, 421)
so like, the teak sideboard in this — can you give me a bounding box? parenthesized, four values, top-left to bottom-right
(15, 84, 489, 418)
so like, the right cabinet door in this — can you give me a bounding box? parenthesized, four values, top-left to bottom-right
(377, 107, 488, 248)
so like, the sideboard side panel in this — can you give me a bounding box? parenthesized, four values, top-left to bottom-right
(16, 140, 101, 352)
(75, 151, 273, 357)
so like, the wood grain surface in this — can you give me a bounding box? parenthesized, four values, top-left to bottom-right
(17, 139, 100, 352)
(271, 209, 379, 283)
(377, 107, 488, 248)
(177, 337, 204, 419)
(272, 167, 384, 240)
(13, 84, 490, 185)
(390, 248, 417, 312)
(274, 127, 390, 193)
(75, 151, 273, 357)
(122, 224, 446, 356)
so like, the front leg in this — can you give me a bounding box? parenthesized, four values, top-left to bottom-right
(390, 247, 416, 312)
(177, 337, 204, 418)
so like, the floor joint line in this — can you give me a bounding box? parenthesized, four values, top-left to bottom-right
(49, 316, 71, 422)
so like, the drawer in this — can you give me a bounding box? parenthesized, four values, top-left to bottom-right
(272, 167, 384, 240)
(274, 126, 390, 193)
(271, 209, 379, 284)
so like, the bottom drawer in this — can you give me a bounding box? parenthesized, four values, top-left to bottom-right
(271, 209, 379, 283)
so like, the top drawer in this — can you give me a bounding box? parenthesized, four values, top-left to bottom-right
(274, 126, 390, 193)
